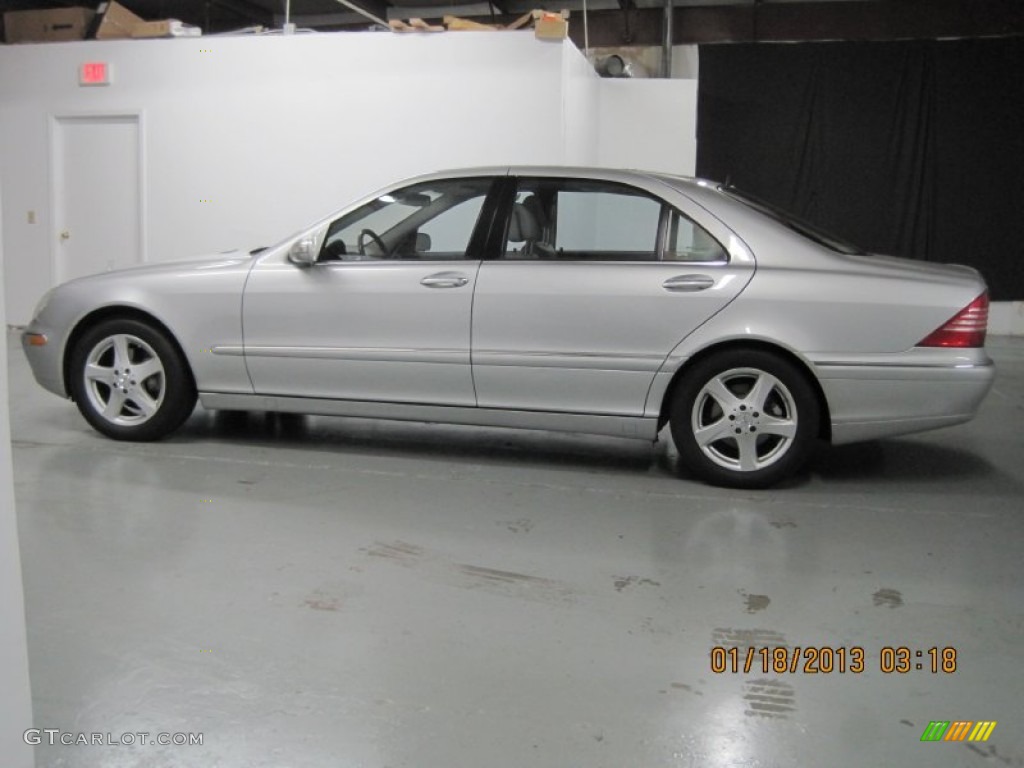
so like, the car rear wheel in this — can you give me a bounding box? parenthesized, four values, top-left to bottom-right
(670, 349, 819, 489)
(69, 318, 197, 441)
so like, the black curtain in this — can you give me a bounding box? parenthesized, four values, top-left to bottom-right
(696, 38, 1024, 300)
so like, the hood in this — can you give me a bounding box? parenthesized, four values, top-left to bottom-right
(63, 250, 256, 286)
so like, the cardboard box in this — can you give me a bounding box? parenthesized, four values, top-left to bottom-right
(130, 19, 173, 38)
(533, 10, 568, 41)
(92, 1, 144, 40)
(4, 7, 95, 43)
(131, 19, 201, 38)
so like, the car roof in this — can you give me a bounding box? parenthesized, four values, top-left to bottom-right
(404, 165, 720, 191)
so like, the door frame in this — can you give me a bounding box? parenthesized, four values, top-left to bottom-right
(48, 110, 147, 286)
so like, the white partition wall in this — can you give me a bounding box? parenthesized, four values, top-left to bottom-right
(597, 79, 697, 176)
(0, 32, 698, 325)
(0, 184, 36, 768)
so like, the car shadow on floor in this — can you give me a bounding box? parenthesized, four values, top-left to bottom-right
(808, 438, 1021, 493)
(171, 409, 1021, 494)
(175, 409, 664, 476)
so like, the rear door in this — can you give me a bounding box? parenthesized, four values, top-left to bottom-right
(471, 175, 754, 417)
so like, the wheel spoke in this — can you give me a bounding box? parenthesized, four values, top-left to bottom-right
(745, 372, 780, 412)
(705, 376, 741, 411)
(759, 415, 797, 439)
(694, 417, 737, 448)
(85, 363, 114, 384)
(128, 389, 158, 418)
(736, 432, 760, 471)
(102, 390, 127, 420)
(131, 358, 163, 382)
(112, 335, 132, 370)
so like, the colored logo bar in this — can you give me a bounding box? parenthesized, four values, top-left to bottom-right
(920, 721, 997, 742)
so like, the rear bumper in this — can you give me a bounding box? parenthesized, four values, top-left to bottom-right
(816, 359, 995, 444)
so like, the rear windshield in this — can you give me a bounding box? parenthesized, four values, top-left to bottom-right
(723, 187, 865, 255)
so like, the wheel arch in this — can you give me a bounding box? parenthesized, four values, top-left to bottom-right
(656, 340, 832, 441)
(62, 306, 196, 401)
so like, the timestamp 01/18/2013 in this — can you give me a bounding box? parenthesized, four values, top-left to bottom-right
(709, 646, 958, 675)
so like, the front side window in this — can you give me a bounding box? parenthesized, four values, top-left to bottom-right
(320, 178, 492, 262)
(502, 178, 726, 262)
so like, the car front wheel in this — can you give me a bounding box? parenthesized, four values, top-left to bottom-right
(670, 349, 819, 489)
(69, 318, 197, 441)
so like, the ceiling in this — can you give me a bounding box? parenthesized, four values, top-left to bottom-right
(0, 0, 1020, 44)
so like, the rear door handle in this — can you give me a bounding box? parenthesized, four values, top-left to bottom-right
(420, 272, 469, 289)
(662, 274, 715, 292)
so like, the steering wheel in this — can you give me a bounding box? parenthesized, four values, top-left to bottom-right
(357, 229, 389, 258)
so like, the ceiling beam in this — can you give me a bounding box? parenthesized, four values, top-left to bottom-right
(571, 0, 1024, 47)
(306, 0, 1023, 45)
(207, 0, 275, 26)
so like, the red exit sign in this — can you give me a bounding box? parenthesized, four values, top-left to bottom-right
(79, 62, 111, 86)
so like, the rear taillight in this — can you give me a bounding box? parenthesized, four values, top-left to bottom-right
(917, 292, 989, 348)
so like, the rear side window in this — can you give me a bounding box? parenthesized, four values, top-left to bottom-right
(665, 209, 729, 262)
(503, 178, 727, 262)
(555, 187, 660, 254)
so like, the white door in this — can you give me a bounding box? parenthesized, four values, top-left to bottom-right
(53, 115, 142, 284)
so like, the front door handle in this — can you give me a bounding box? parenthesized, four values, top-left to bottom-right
(662, 274, 715, 292)
(421, 272, 469, 289)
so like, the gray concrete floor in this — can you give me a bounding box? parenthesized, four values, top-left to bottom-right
(9, 329, 1024, 768)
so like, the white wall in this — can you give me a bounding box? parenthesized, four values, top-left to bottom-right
(0, 32, 574, 323)
(0, 185, 36, 768)
(989, 301, 1024, 335)
(597, 79, 697, 177)
(561, 38, 600, 166)
(0, 32, 698, 325)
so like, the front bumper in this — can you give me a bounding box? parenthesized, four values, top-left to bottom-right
(21, 326, 68, 398)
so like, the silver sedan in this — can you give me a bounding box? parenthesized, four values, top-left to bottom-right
(21, 167, 994, 488)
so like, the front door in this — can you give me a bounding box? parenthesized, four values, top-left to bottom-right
(242, 176, 497, 406)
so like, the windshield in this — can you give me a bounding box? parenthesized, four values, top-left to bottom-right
(724, 187, 865, 255)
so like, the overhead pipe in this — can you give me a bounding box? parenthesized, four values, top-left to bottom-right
(331, 0, 391, 30)
(661, 0, 672, 78)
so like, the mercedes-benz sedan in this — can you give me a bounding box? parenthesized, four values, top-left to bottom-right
(22, 167, 995, 488)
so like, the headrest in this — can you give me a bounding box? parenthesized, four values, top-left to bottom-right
(508, 203, 540, 243)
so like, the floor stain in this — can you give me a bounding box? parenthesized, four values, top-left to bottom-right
(670, 682, 704, 696)
(613, 575, 662, 592)
(501, 518, 534, 534)
(769, 521, 797, 529)
(739, 591, 771, 613)
(363, 541, 575, 605)
(365, 540, 424, 564)
(457, 563, 552, 585)
(640, 616, 671, 636)
(872, 588, 904, 608)
(712, 627, 788, 649)
(302, 590, 341, 612)
(900, 719, 914, 727)
(742, 678, 797, 719)
(963, 743, 1022, 766)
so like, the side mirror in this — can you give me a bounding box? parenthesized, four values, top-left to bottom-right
(288, 236, 318, 266)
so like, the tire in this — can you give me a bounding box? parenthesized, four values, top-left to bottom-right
(670, 349, 820, 489)
(69, 318, 197, 441)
